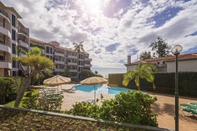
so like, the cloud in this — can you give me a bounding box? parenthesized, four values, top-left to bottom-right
(2, 0, 197, 69)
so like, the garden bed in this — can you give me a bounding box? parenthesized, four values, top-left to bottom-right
(0, 106, 170, 131)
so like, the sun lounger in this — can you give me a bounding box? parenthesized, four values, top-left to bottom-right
(82, 99, 95, 106)
(86, 99, 95, 104)
(180, 103, 197, 116)
(190, 102, 197, 105)
(180, 103, 191, 107)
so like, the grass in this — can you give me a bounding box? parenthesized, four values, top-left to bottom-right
(0, 108, 143, 131)
(4, 89, 39, 107)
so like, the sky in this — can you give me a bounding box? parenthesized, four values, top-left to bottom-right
(2, 0, 197, 76)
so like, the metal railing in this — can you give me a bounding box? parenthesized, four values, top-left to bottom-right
(18, 29, 28, 37)
(0, 8, 9, 20)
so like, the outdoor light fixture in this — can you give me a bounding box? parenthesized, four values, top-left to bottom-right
(171, 44, 183, 131)
(171, 45, 183, 55)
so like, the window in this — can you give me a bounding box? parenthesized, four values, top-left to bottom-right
(12, 29, 16, 40)
(12, 14, 16, 27)
(12, 71, 17, 76)
(50, 47, 52, 54)
(12, 61, 17, 68)
(46, 47, 49, 53)
(0, 55, 4, 61)
(12, 43, 16, 54)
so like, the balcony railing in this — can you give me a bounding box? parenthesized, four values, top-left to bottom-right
(0, 61, 11, 69)
(67, 62, 77, 66)
(67, 55, 77, 59)
(54, 60, 64, 64)
(84, 64, 92, 67)
(0, 8, 9, 20)
(18, 29, 28, 37)
(54, 69, 64, 72)
(54, 52, 64, 57)
(70, 69, 77, 72)
(0, 23, 11, 38)
(0, 42, 11, 53)
(85, 58, 92, 61)
(19, 40, 29, 49)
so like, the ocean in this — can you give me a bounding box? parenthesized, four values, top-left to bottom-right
(91, 67, 127, 78)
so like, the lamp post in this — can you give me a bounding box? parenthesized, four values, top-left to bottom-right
(171, 45, 183, 131)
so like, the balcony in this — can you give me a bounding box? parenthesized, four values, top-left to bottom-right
(18, 40, 29, 49)
(78, 58, 84, 61)
(0, 8, 10, 20)
(84, 64, 92, 67)
(54, 60, 64, 65)
(67, 55, 77, 59)
(0, 25, 11, 39)
(54, 52, 64, 57)
(85, 58, 92, 61)
(70, 69, 77, 72)
(54, 69, 64, 72)
(67, 62, 77, 66)
(0, 43, 11, 54)
(0, 61, 11, 69)
(18, 29, 29, 37)
(19, 52, 26, 57)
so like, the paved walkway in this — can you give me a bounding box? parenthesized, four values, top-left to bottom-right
(59, 84, 197, 131)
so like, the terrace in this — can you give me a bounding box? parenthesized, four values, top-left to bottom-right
(58, 84, 197, 131)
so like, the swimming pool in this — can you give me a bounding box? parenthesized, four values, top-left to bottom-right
(74, 84, 136, 95)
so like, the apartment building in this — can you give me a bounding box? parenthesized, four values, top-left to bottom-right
(0, 2, 30, 77)
(30, 38, 92, 79)
(0, 1, 92, 78)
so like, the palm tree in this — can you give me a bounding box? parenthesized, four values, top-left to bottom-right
(73, 41, 84, 52)
(73, 41, 84, 80)
(122, 62, 157, 90)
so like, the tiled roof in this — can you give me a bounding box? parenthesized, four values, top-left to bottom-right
(126, 53, 197, 65)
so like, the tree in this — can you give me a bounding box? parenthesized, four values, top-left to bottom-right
(94, 71, 103, 77)
(122, 62, 157, 90)
(140, 51, 152, 59)
(73, 41, 85, 80)
(149, 37, 171, 57)
(61, 69, 71, 77)
(73, 41, 84, 52)
(80, 70, 95, 79)
(14, 47, 55, 107)
(94, 71, 98, 75)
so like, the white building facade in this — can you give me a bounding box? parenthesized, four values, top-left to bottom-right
(0, 2, 30, 77)
(125, 53, 197, 73)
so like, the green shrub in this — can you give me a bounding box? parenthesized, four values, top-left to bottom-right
(0, 77, 21, 104)
(66, 91, 158, 126)
(99, 91, 158, 126)
(22, 93, 64, 112)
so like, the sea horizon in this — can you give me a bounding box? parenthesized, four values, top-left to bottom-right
(91, 67, 126, 78)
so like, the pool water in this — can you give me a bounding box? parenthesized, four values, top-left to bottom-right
(74, 84, 136, 95)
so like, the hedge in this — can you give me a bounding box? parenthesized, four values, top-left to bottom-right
(108, 72, 197, 97)
(0, 77, 21, 104)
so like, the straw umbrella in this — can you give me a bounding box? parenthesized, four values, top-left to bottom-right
(43, 75, 71, 92)
(80, 76, 108, 103)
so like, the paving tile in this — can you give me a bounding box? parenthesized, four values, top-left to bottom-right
(57, 84, 197, 131)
